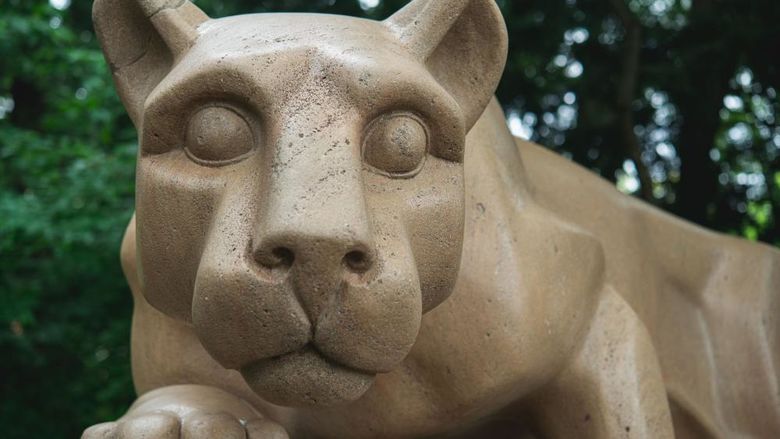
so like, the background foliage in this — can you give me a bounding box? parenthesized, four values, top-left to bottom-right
(1, 0, 778, 436)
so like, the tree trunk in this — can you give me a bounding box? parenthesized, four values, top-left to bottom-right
(609, 0, 655, 202)
(669, 0, 737, 227)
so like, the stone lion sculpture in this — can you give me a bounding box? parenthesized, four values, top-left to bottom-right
(84, 0, 780, 437)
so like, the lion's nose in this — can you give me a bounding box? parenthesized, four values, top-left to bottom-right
(252, 233, 375, 321)
(253, 234, 374, 274)
(251, 123, 375, 319)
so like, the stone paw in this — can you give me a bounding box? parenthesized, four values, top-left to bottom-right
(81, 411, 289, 439)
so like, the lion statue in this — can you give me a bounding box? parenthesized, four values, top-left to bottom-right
(83, 0, 780, 437)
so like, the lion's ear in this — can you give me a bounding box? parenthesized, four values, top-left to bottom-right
(93, 0, 208, 125)
(385, 0, 508, 129)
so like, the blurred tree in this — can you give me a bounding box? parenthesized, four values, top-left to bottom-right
(0, 0, 777, 437)
(498, 0, 779, 243)
(0, 2, 137, 438)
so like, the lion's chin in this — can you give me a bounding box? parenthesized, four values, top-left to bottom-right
(240, 346, 376, 407)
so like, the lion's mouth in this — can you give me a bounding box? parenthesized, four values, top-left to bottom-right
(239, 344, 376, 407)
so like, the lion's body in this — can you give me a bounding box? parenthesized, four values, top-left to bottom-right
(122, 99, 780, 438)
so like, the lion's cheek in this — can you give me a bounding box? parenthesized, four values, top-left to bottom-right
(396, 160, 465, 312)
(135, 153, 226, 322)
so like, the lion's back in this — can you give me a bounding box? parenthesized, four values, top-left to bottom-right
(516, 137, 780, 437)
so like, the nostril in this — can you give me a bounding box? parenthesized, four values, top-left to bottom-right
(344, 249, 371, 273)
(271, 247, 295, 268)
(256, 245, 295, 269)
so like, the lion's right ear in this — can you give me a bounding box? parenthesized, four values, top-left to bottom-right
(93, 0, 208, 125)
(385, 0, 507, 131)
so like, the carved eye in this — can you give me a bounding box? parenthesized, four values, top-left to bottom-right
(185, 106, 254, 166)
(363, 113, 428, 177)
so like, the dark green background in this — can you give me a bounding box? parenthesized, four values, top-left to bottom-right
(1, 0, 778, 437)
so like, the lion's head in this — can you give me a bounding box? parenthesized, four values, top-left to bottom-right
(95, 0, 507, 406)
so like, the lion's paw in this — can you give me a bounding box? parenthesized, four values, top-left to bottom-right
(81, 411, 288, 439)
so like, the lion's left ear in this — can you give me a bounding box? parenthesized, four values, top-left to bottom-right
(385, 0, 508, 129)
(93, 0, 208, 126)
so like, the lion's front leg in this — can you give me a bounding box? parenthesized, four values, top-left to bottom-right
(81, 385, 288, 439)
(531, 288, 674, 438)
